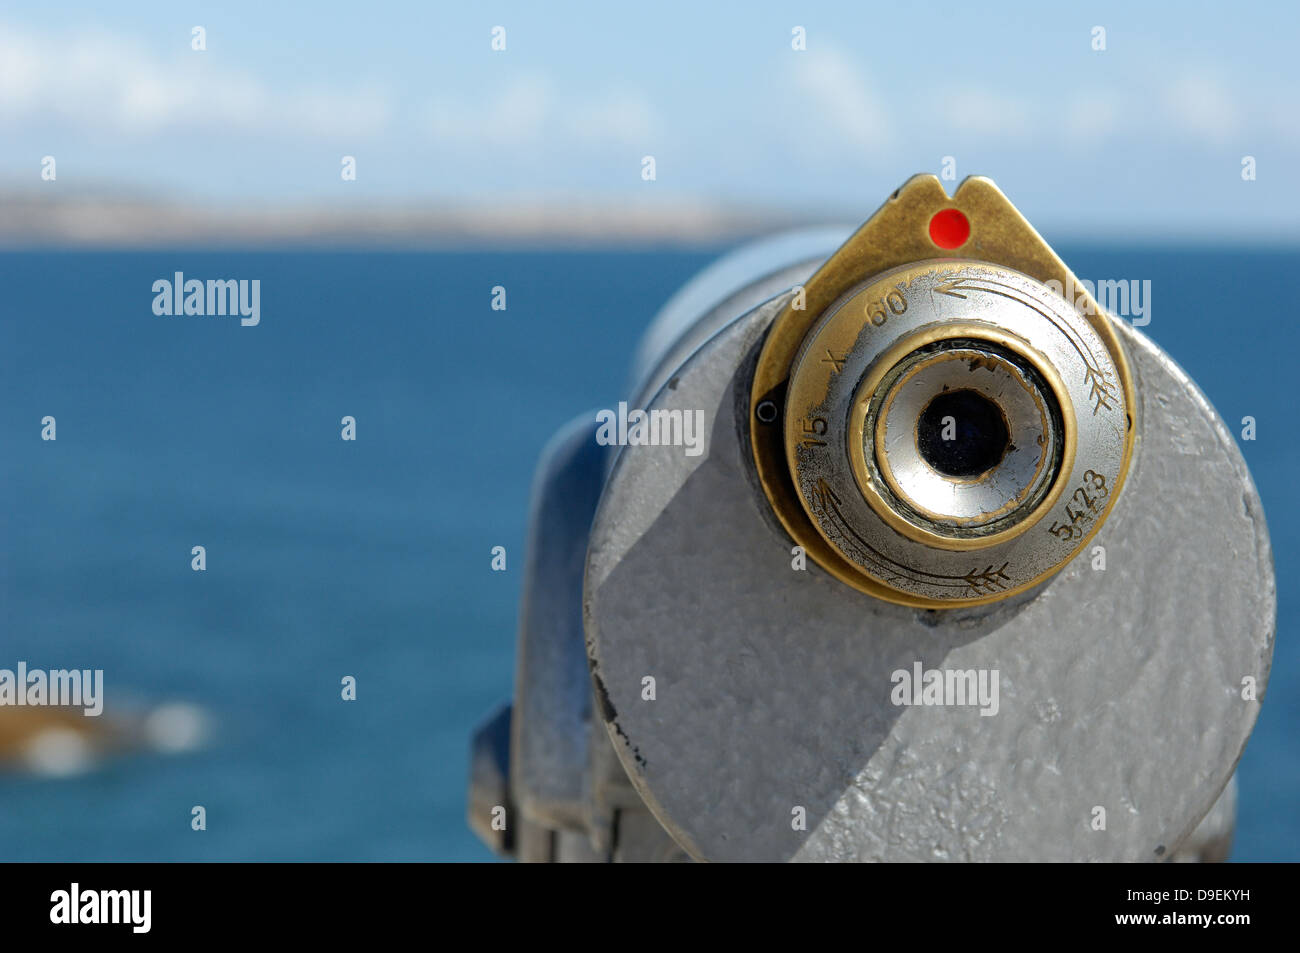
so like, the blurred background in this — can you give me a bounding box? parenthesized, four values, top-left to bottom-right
(0, 2, 1295, 860)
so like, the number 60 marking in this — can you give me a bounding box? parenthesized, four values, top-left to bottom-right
(863, 287, 908, 327)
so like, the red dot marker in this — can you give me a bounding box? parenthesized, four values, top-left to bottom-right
(929, 208, 970, 249)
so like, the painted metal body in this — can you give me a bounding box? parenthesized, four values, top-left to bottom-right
(469, 226, 1273, 862)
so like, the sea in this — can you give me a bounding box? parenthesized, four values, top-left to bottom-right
(0, 245, 1295, 861)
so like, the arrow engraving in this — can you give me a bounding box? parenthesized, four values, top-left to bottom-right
(812, 478, 1010, 596)
(934, 275, 1118, 415)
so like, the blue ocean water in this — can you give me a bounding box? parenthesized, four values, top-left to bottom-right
(0, 246, 1295, 861)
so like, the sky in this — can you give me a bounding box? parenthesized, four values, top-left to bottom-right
(1, 1, 1297, 239)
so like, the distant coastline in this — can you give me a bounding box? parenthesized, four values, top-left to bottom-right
(0, 191, 813, 249)
(5, 191, 1296, 250)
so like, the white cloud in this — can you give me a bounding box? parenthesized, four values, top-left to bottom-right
(1057, 75, 1245, 149)
(1162, 72, 1241, 145)
(1065, 91, 1121, 143)
(427, 77, 660, 149)
(940, 88, 1032, 141)
(789, 48, 890, 148)
(0, 22, 392, 138)
(429, 76, 554, 147)
(571, 89, 659, 146)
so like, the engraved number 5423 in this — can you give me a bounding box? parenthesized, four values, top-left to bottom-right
(1048, 469, 1109, 541)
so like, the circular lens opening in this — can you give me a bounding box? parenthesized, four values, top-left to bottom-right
(916, 388, 1010, 479)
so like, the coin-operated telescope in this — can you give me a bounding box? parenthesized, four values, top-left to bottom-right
(469, 176, 1274, 862)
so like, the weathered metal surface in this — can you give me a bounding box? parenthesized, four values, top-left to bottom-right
(467, 703, 513, 857)
(509, 416, 607, 831)
(629, 228, 849, 406)
(585, 294, 1273, 862)
(1175, 776, 1237, 863)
